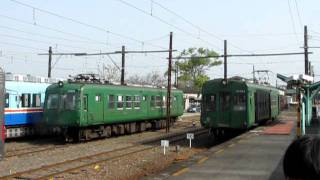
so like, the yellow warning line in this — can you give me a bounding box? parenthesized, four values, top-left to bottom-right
(228, 143, 235, 148)
(172, 167, 190, 176)
(215, 149, 224, 154)
(197, 157, 208, 164)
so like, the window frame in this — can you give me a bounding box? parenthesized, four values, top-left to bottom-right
(125, 96, 133, 109)
(220, 92, 231, 111)
(108, 95, 115, 110)
(117, 95, 124, 110)
(5, 93, 9, 108)
(133, 95, 141, 109)
(21, 93, 31, 107)
(32, 93, 41, 107)
(47, 94, 59, 110)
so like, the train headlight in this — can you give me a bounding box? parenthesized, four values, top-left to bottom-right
(222, 79, 227, 85)
(58, 81, 64, 88)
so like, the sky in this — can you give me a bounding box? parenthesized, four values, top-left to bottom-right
(0, 0, 320, 86)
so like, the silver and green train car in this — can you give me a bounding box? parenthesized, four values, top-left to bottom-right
(201, 79, 280, 136)
(43, 77, 184, 141)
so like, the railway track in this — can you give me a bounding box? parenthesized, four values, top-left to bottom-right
(5, 144, 66, 158)
(4, 116, 200, 159)
(0, 128, 208, 179)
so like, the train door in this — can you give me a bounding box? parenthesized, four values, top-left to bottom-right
(82, 95, 88, 125)
(219, 92, 231, 127)
(247, 91, 255, 127)
(88, 94, 103, 125)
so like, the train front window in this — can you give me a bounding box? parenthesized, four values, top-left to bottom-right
(234, 93, 246, 111)
(205, 94, 216, 112)
(220, 92, 231, 111)
(64, 93, 76, 110)
(47, 94, 59, 109)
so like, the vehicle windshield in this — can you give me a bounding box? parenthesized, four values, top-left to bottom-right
(61, 92, 76, 110)
(233, 92, 246, 111)
(47, 94, 59, 110)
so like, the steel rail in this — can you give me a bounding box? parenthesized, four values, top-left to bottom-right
(0, 128, 207, 179)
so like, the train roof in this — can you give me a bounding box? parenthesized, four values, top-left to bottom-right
(203, 78, 280, 92)
(47, 80, 183, 93)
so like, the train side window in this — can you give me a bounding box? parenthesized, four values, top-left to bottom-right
(32, 94, 41, 107)
(155, 96, 162, 107)
(83, 96, 88, 111)
(117, 96, 123, 110)
(233, 93, 246, 111)
(134, 96, 141, 109)
(5, 93, 9, 108)
(151, 96, 156, 107)
(126, 96, 132, 109)
(205, 94, 216, 112)
(21, 93, 31, 107)
(162, 96, 166, 107)
(220, 92, 231, 111)
(108, 95, 115, 109)
(95, 95, 101, 102)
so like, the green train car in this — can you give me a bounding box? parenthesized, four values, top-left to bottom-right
(43, 77, 184, 141)
(201, 79, 280, 136)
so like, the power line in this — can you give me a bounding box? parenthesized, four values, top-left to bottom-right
(0, 33, 100, 52)
(8, 0, 168, 50)
(0, 24, 117, 46)
(294, 0, 303, 28)
(173, 52, 311, 59)
(114, 0, 222, 51)
(151, 0, 252, 53)
(0, 14, 114, 46)
(0, 41, 47, 51)
(287, 0, 299, 44)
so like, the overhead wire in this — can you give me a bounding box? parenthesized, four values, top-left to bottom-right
(114, 0, 222, 51)
(0, 33, 101, 52)
(0, 41, 47, 51)
(150, 0, 252, 53)
(287, 0, 300, 44)
(294, 0, 303, 28)
(0, 24, 118, 45)
(0, 14, 115, 46)
(8, 0, 168, 50)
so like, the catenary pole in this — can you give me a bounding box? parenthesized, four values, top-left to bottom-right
(121, 45, 125, 85)
(48, 46, 52, 78)
(166, 32, 173, 133)
(304, 25, 309, 75)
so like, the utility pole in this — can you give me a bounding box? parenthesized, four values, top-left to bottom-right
(297, 86, 301, 137)
(304, 25, 309, 75)
(48, 46, 52, 78)
(121, 45, 125, 85)
(224, 40, 227, 81)
(176, 62, 179, 88)
(252, 65, 255, 83)
(166, 32, 173, 133)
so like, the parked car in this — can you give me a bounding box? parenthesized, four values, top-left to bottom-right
(187, 104, 201, 113)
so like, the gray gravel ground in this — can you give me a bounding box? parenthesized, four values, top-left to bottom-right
(0, 115, 200, 177)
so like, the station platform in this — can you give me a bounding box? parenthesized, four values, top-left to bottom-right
(148, 113, 296, 180)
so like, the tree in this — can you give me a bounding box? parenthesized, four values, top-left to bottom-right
(102, 64, 121, 83)
(177, 47, 221, 92)
(127, 71, 165, 87)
